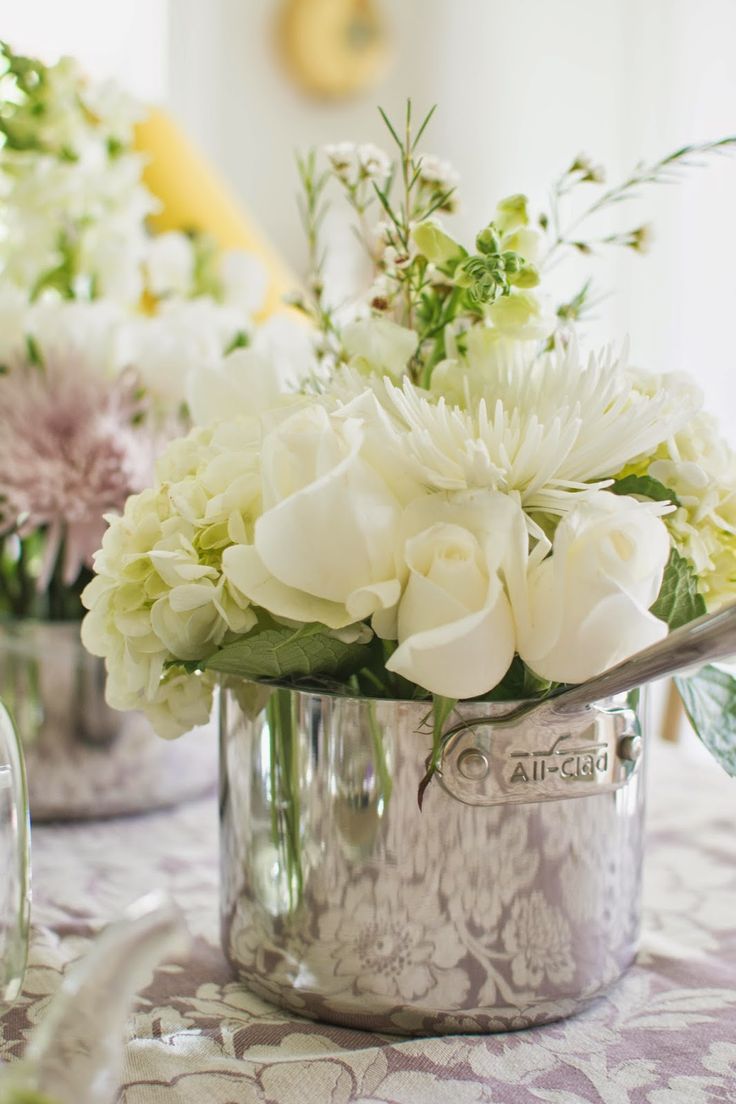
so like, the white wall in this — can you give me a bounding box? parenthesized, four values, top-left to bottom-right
(165, 0, 736, 419)
(2, 0, 169, 100)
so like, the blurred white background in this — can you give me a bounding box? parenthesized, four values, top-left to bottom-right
(5, 0, 736, 419)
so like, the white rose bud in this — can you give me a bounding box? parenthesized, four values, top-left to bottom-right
(517, 492, 670, 684)
(385, 491, 527, 699)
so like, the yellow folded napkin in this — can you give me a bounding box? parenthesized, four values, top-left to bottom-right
(134, 108, 297, 318)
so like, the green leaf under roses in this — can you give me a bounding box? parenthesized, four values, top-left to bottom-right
(478, 655, 555, 702)
(650, 548, 707, 631)
(675, 665, 736, 777)
(610, 474, 681, 507)
(202, 623, 370, 682)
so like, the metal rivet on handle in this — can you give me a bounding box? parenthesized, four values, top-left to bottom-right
(456, 747, 490, 782)
(617, 734, 642, 763)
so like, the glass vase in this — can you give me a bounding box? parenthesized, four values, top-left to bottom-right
(220, 683, 647, 1035)
(0, 620, 216, 821)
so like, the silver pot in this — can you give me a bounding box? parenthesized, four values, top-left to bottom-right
(0, 620, 217, 821)
(220, 683, 646, 1035)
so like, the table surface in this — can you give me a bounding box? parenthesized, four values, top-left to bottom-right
(2, 741, 734, 1104)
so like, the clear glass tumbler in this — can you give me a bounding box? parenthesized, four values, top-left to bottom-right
(0, 699, 30, 1005)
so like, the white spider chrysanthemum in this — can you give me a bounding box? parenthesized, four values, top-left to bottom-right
(331, 341, 698, 516)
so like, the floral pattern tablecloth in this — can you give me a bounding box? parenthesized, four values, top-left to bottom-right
(1, 740, 734, 1104)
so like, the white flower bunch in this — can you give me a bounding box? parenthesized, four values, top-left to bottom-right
(81, 101, 736, 777)
(83, 335, 698, 736)
(0, 47, 153, 305)
(0, 44, 274, 324)
(0, 42, 312, 618)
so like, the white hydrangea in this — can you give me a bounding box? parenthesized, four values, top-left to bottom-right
(629, 410, 736, 609)
(81, 418, 262, 735)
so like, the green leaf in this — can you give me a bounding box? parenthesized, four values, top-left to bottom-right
(611, 474, 681, 507)
(477, 655, 555, 702)
(223, 330, 250, 355)
(650, 548, 707, 630)
(675, 665, 736, 776)
(202, 623, 370, 682)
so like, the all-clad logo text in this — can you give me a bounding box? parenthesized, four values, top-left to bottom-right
(508, 733, 608, 785)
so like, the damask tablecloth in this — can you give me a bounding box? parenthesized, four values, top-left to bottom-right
(1, 741, 734, 1104)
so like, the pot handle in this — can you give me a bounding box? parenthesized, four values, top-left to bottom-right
(433, 700, 643, 808)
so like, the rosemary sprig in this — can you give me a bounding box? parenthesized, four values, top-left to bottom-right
(294, 149, 335, 340)
(544, 137, 736, 267)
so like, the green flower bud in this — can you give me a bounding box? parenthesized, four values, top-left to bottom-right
(475, 226, 501, 255)
(501, 251, 524, 275)
(494, 194, 529, 234)
(412, 220, 465, 266)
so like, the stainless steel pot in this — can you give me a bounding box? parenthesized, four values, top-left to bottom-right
(220, 684, 646, 1035)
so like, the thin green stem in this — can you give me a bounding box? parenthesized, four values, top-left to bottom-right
(366, 701, 392, 805)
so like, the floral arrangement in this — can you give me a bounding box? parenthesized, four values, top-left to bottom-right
(82, 104, 736, 773)
(0, 42, 298, 620)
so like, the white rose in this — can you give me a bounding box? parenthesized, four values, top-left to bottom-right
(342, 318, 418, 381)
(517, 491, 670, 684)
(145, 231, 195, 297)
(385, 491, 528, 698)
(223, 405, 402, 629)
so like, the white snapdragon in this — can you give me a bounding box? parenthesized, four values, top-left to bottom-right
(342, 317, 418, 381)
(121, 298, 250, 409)
(218, 251, 268, 315)
(187, 346, 283, 427)
(144, 232, 196, 298)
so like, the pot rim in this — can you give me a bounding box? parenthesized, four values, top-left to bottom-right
(221, 674, 638, 714)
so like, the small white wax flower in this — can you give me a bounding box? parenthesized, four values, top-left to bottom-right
(356, 143, 391, 183)
(417, 153, 460, 190)
(323, 142, 356, 172)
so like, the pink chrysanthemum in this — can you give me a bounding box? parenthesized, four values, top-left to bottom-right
(0, 355, 157, 587)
